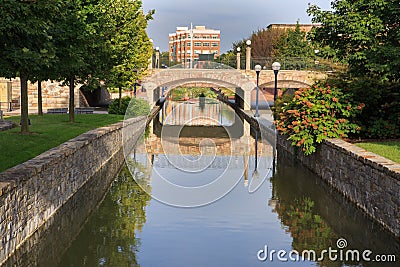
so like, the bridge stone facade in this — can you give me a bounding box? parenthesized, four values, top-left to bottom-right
(143, 69, 256, 110)
(142, 69, 327, 109)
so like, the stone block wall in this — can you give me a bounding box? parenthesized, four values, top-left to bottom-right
(277, 135, 400, 237)
(0, 78, 81, 111)
(0, 116, 146, 264)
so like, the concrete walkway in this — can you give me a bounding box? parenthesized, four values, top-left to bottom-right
(0, 120, 14, 132)
(3, 107, 109, 116)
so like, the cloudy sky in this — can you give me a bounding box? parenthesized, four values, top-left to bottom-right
(142, 0, 332, 53)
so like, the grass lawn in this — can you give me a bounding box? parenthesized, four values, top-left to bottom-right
(0, 114, 124, 173)
(355, 141, 400, 163)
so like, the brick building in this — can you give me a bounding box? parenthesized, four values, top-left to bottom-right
(169, 25, 221, 63)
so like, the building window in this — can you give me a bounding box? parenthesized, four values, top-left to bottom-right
(186, 42, 191, 47)
(194, 42, 201, 47)
(203, 42, 210, 47)
(212, 35, 219, 39)
(203, 35, 210, 39)
(194, 50, 201, 54)
(212, 42, 218, 47)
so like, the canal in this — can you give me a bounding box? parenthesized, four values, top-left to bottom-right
(14, 100, 400, 266)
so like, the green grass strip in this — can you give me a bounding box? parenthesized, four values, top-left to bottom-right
(0, 114, 124, 173)
(356, 141, 400, 163)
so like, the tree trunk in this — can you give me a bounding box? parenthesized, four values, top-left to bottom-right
(20, 74, 29, 134)
(69, 76, 75, 123)
(118, 87, 122, 109)
(38, 81, 43, 116)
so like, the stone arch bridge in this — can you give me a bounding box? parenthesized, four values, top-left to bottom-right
(142, 68, 326, 110)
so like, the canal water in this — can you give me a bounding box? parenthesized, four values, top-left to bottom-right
(54, 101, 398, 267)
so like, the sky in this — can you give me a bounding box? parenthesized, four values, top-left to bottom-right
(142, 0, 332, 53)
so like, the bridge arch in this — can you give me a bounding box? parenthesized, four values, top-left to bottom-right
(142, 68, 256, 110)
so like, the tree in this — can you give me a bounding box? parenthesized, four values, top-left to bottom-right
(274, 23, 314, 59)
(250, 27, 286, 58)
(0, 0, 61, 133)
(307, 0, 400, 81)
(53, 0, 112, 123)
(103, 0, 154, 109)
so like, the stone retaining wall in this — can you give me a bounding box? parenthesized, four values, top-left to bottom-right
(277, 135, 400, 237)
(0, 116, 146, 264)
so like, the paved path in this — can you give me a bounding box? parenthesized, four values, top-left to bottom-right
(3, 107, 109, 116)
(0, 120, 14, 132)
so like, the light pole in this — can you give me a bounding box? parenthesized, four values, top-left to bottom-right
(155, 47, 160, 69)
(272, 62, 281, 103)
(149, 39, 153, 70)
(246, 40, 251, 71)
(314, 49, 320, 69)
(254, 64, 261, 117)
(236, 47, 241, 70)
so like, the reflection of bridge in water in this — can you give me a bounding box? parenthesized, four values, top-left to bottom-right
(132, 100, 276, 190)
(145, 136, 271, 157)
(160, 99, 235, 126)
(153, 100, 245, 138)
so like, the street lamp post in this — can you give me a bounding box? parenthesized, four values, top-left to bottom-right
(254, 64, 262, 117)
(246, 40, 251, 71)
(236, 47, 241, 70)
(155, 47, 160, 69)
(314, 49, 320, 69)
(272, 62, 281, 103)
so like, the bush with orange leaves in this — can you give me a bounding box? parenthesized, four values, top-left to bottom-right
(275, 82, 363, 155)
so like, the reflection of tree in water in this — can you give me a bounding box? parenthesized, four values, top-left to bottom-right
(275, 196, 343, 267)
(58, 162, 151, 267)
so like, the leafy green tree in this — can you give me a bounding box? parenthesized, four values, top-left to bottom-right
(103, 0, 154, 109)
(53, 0, 112, 123)
(274, 23, 314, 59)
(0, 0, 61, 133)
(307, 0, 400, 81)
(250, 27, 286, 58)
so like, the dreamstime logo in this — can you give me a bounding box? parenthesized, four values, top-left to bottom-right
(122, 96, 276, 207)
(257, 238, 397, 263)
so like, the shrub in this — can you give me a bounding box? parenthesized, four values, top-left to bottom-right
(276, 82, 362, 155)
(108, 96, 150, 116)
(345, 79, 400, 139)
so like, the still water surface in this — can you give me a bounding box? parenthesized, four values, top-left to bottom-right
(58, 102, 399, 267)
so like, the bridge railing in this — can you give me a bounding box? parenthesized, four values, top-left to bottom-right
(155, 55, 339, 71)
(248, 57, 335, 72)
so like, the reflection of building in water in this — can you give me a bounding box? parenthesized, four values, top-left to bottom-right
(161, 101, 234, 126)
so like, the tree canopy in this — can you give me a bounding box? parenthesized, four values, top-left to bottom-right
(307, 0, 400, 81)
(0, 0, 154, 131)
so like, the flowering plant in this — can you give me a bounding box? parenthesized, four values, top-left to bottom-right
(275, 82, 363, 155)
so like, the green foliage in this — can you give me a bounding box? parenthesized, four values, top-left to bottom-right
(168, 87, 217, 101)
(108, 96, 150, 116)
(276, 82, 361, 155)
(307, 0, 400, 82)
(271, 89, 294, 119)
(103, 0, 154, 89)
(327, 76, 400, 138)
(0, 0, 64, 132)
(286, 197, 337, 253)
(0, 114, 124, 172)
(274, 23, 314, 59)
